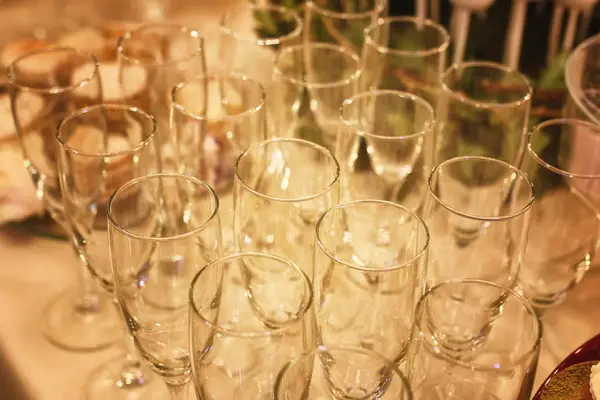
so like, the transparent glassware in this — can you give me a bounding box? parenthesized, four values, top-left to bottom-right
(518, 119, 600, 309)
(337, 89, 435, 212)
(275, 345, 413, 399)
(314, 200, 429, 370)
(423, 156, 534, 289)
(171, 73, 266, 250)
(56, 104, 167, 399)
(271, 43, 361, 153)
(190, 252, 315, 399)
(116, 22, 207, 172)
(7, 47, 119, 351)
(361, 16, 450, 108)
(234, 138, 340, 278)
(564, 32, 600, 124)
(408, 279, 542, 400)
(436, 61, 533, 166)
(304, 0, 386, 54)
(108, 174, 223, 400)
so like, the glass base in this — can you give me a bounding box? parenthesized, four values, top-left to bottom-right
(83, 354, 170, 400)
(43, 287, 121, 351)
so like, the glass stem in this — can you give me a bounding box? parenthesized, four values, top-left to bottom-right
(113, 300, 147, 388)
(65, 226, 102, 314)
(167, 382, 189, 400)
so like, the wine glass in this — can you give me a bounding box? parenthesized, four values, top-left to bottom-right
(234, 138, 340, 277)
(423, 156, 534, 289)
(171, 73, 266, 250)
(189, 252, 315, 399)
(314, 200, 429, 370)
(7, 47, 120, 351)
(275, 345, 413, 399)
(337, 89, 435, 212)
(408, 279, 541, 400)
(56, 104, 167, 399)
(518, 119, 600, 309)
(271, 42, 361, 152)
(108, 173, 223, 399)
(362, 16, 450, 107)
(116, 23, 207, 172)
(564, 32, 600, 124)
(437, 61, 533, 166)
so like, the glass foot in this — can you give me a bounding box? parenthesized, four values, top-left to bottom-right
(83, 355, 170, 400)
(43, 287, 122, 351)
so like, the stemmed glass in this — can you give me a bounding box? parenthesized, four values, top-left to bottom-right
(564, 33, 600, 124)
(171, 73, 266, 249)
(361, 16, 450, 107)
(189, 252, 315, 399)
(436, 61, 533, 166)
(108, 174, 223, 399)
(117, 23, 207, 171)
(271, 43, 361, 152)
(56, 104, 166, 399)
(275, 345, 413, 399)
(234, 138, 340, 276)
(423, 156, 534, 289)
(314, 200, 429, 369)
(337, 90, 435, 212)
(7, 47, 119, 351)
(408, 279, 541, 400)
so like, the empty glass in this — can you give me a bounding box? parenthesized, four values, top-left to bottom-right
(337, 90, 435, 212)
(423, 156, 534, 289)
(518, 119, 600, 309)
(564, 32, 600, 124)
(190, 252, 315, 399)
(314, 200, 429, 368)
(437, 61, 533, 166)
(108, 174, 223, 399)
(275, 345, 413, 399)
(408, 279, 541, 400)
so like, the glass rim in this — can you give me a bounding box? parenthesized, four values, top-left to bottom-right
(7, 46, 99, 94)
(171, 72, 266, 122)
(274, 43, 362, 89)
(107, 173, 220, 242)
(307, 0, 386, 19)
(315, 199, 430, 272)
(188, 251, 314, 338)
(441, 61, 533, 109)
(116, 22, 205, 67)
(364, 16, 450, 57)
(565, 33, 600, 124)
(528, 118, 600, 179)
(274, 344, 414, 399)
(417, 278, 542, 372)
(234, 138, 340, 203)
(340, 89, 435, 141)
(56, 103, 158, 158)
(428, 156, 535, 221)
(220, 4, 303, 46)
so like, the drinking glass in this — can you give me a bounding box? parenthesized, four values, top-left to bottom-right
(518, 119, 600, 309)
(275, 345, 413, 399)
(337, 90, 435, 212)
(361, 16, 450, 107)
(437, 61, 533, 166)
(234, 138, 340, 277)
(7, 47, 119, 351)
(423, 156, 534, 289)
(117, 23, 207, 171)
(190, 252, 315, 399)
(171, 73, 266, 249)
(314, 200, 429, 368)
(271, 43, 361, 152)
(408, 279, 541, 400)
(108, 174, 223, 399)
(304, 0, 386, 53)
(564, 32, 600, 124)
(56, 104, 166, 399)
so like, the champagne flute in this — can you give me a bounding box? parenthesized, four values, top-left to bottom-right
(109, 174, 223, 399)
(7, 47, 119, 351)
